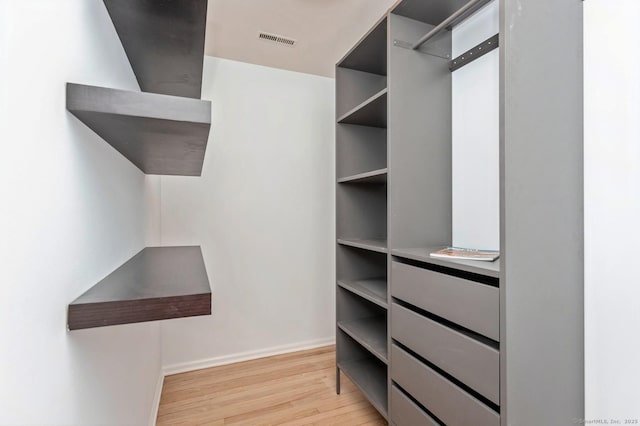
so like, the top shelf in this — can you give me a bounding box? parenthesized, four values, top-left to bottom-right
(338, 16, 387, 76)
(392, 0, 494, 51)
(392, 247, 500, 278)
(392, 0, 491, 27)
(103, 0, 208, 99)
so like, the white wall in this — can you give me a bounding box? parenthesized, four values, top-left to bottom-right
(585, 0, 640, 420)
(0, 1, 162, 425)
(452, 2, 500, 250)
(157, 57, 336, 370)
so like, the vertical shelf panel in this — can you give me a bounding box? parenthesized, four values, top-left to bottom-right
(387, 13, 452, 250)
(337, 331, 389, 420)
(500, 0, 584, 423)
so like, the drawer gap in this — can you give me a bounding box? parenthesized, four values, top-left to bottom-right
(393, 384, 445, 426)
(393, 340, 501, 413)
(393, 256, 499, 287)
(393, 298, 499, 349)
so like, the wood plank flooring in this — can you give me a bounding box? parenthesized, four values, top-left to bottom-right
(156, 345, 386, 425)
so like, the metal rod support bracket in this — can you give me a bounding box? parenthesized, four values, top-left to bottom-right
(393, 39, 451, 60)
(449, 33, 499, 72)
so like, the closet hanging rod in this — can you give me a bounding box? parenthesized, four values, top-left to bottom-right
(411, 0, 492, 50)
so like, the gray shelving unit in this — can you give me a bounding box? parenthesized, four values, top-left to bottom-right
(336, 0, 584, 424)
(335, 15, 389, 421)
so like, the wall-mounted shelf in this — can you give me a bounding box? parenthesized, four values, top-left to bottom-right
(68, 246, 211, 330)
(392, 247, 500, 278)
(338, 317, 388, 363)
(338, 168, 388, 184)
(338, 279, 388, 308)
(103, 0, 207, 99)
(66, 83, 211, 176)
(337, 238, 388, 254)
(337, 88, 387, 128)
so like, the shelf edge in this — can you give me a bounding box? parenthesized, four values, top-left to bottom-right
(337, 88, 388, 124)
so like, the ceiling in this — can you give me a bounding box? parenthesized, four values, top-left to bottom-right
(205, 0, 397, 78)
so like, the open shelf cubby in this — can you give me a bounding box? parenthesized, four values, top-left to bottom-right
(336, 124, 386, 181)
(337, 286, 388, 361)
(336, 183, 387, 250)
(337, 245, 387, 300)
(337, 88, 387, 128)
(103, 0, 208, 99)
(67, 246, 211, 330)
(338, 278, 388, 309)
(338, 88, 387, 129)
(336, 68, 386, 119)
(66, 83, 211, 176)
(338, 16, 387, 76)
(337, 329, 389, 420)
(338, 315, 388, 364)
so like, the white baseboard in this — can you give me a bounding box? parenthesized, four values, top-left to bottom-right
(148, 371, 164, 426)
(162, 337, 336, 376)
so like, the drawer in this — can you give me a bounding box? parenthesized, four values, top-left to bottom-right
(391, 344, 499, 426)
(391, 303, 499, 405)
(391, 385, 439, 426)
(391, 261, 499, 341)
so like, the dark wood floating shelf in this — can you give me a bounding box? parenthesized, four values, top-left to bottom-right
(103, 0, 208, 99)
(68, 246, 211, 330)
(66, 83, 211, 176)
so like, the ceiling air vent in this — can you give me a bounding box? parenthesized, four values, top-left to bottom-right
(258, 32, 296, 47)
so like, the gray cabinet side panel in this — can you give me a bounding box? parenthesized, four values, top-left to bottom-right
(500, 1, 584, 424)
(388, 14, 452, 249)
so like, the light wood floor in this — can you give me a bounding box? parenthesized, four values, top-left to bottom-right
(156, 345, 386, 425)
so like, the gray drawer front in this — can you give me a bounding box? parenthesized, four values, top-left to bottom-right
(391, 385, 439, 426)
(391, 303, 499, 405)
(391, 345, 500, 426)
(391, 261, 499, 341)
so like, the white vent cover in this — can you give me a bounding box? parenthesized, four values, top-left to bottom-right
(258, 32, 296, 47)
